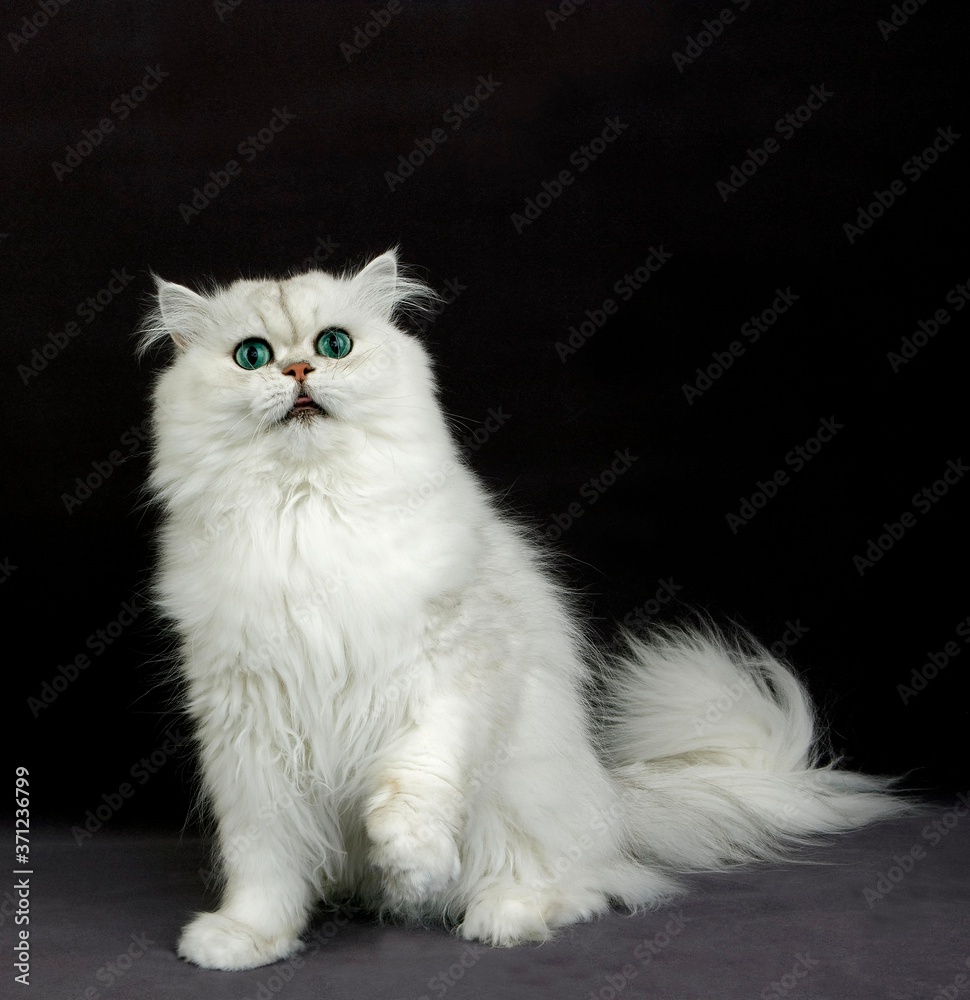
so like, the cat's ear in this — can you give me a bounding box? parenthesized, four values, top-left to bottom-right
(356, 249, 399, 291)
(350, 249, 439, 324)
(350, 250, 401, 321)
(139, 277, 210, 354)
(157, 281, 210, 350)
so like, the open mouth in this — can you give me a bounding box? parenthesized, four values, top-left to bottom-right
(287, 395, 326, 418)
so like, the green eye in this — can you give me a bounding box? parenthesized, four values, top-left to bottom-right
(315, 328, 352, 359)
(234, 339, 273, 370)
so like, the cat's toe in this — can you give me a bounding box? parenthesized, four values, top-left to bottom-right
(177, 911, 303, 971)
(366, 806, 461, 903)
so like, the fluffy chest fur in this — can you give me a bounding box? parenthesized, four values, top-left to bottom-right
(160, 481, 476, 674)
(161, 467, 495, 792)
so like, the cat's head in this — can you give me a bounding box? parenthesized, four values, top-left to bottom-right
(140, 251, 448, 476)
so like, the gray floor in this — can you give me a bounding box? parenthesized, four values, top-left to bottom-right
(16, 805, 969, 999)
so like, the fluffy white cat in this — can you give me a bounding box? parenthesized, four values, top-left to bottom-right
(140, 250, 906, 971)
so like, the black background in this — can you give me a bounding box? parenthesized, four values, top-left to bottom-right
(4, 1, 968, 832)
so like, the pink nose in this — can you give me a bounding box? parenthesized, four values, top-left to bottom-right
(281, 361, 315, 383)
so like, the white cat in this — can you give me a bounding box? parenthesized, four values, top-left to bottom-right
(140, 250, 906, 971)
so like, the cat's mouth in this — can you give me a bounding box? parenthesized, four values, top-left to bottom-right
(287, 395, 326, 419)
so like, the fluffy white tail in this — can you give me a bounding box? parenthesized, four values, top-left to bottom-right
(599, 623, 911, 871)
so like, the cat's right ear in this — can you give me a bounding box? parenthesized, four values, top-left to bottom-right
(156, 280, 210, 351)
(139, 277, 210, 354)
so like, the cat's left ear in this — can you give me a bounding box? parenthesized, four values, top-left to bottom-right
(350, 249, 438, 324)
(351, 250, 401, 321)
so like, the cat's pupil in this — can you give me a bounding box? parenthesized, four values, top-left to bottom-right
(246, 345, 260, 367)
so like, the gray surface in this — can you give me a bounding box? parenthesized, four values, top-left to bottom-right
(14, 806, 969, 999)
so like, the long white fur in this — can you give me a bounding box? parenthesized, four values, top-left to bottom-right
(141, 251, 907, 971)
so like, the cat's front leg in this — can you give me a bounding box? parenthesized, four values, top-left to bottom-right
(363, 692, 469, 905)
(178, 728, 317, 970)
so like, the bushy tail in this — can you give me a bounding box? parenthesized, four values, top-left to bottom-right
(599, 622, 913, 872)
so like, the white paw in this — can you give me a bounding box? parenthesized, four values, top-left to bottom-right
(365, 795, 461, 903)
(177, 911, 304, 971)
(460, 892, 552, 947)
